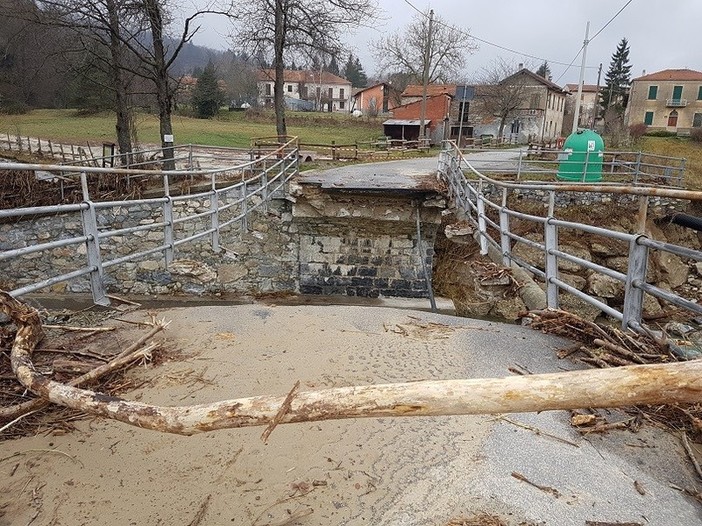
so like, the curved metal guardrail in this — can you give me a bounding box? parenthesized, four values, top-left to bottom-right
(438, 141, 702, 333)
(0, 138, 300, 305)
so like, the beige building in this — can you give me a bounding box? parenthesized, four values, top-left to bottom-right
(564, 83, 599, 130)
(257, 70, 352, 112)
(625, 68, 702, 134)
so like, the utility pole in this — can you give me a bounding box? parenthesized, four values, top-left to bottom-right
(419, 9, 433, 144)
(457, 85, 468, 147)
(591, 62, 603, 129)
(571, 21, 590, 135)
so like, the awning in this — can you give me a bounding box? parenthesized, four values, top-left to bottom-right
(382, 119, 431, 126)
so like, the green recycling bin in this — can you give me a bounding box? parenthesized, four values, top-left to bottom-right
(557, 129, 604, 182)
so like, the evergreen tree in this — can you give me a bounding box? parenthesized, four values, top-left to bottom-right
(328, 54, 340, 76)
(192, 61, 224, 118)
(343, 53, 368, 88)
(535, 61, 551, 79)
(599, 38, 632, 115)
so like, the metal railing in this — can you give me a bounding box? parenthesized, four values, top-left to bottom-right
(438, 141, 702, 333)
(449, 146, 687, 187)
(0, 138, 300, 305)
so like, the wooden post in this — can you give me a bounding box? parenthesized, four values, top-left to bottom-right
(71, 144, 76, 161)
(48, 140, 54, 158)
(59, 143, 66, 162)
(37, 137, 42, 156)
(27, 137, 32, 154)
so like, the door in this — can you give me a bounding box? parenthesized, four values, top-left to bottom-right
(668, 110, 678, 127)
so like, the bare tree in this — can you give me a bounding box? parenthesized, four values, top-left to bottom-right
(476, 59, 531, 141)
(373, 9, 477, 84)
(231, 0, 377, 138)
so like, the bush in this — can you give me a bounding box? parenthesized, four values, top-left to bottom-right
(645, 130, 678, 137)
(629, 122, 648, 141)
(690, 128, 702, 143)
(0, 99, 30, 115)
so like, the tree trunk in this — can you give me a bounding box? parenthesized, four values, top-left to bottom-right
(498, 115, 508, 143)
(144, 0, 175, 170)
(273, 0, 287, 139)
(106, 0, 133, 167)
(3, 291, 702, 437)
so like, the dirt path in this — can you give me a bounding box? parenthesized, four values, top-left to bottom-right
(1, 305, 699, 525)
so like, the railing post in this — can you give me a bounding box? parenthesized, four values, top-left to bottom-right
(544, 217, 559, 309)
(261, 166, 268, 213)
(163, 174, 174, 266)
(79, 172, 108, 306)
(476, 181, 488, 256)
(582, 150, 590, 182)
(499, 188, 511, 266)
(622, 235, 649, 331)
(242, 180, 248, 232)
(210, 174, 220, 252)
(516, 149, 523, 179)
(634, 151, 642, 184)
(679, 158, 687, 186)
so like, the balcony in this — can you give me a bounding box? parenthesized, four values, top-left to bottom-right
(666, 98, 688, 107)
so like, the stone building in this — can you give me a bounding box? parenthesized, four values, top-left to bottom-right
(625, 68, 702, 135)
(564, 83, 600, 131)
(257, 69, 352, 112)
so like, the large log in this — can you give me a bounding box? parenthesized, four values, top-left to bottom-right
(2, 291, 702, 436)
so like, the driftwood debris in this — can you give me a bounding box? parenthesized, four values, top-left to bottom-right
(2, 291, 702, 436)
(0, 295, 166, 424)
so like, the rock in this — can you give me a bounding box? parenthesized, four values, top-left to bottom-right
(642, 294, 663, 317)
(653, 252, 689, 288)
(560, 273, 586, 291)
(590, 241, 621, 258)
(512, 233, 545, 271)
(169, 259, 217, 282)
(218, 263, 248, 283)
(558, 293, 602, 322)
(444, 222, 473, 244)
(586, 273, 624, 300)
(139, 260, 160, 271)
(490, 296, 527, 321)
(558, 244, 592, 273)
(694, 262, 702, 277)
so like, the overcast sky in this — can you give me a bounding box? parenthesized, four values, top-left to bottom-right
(189, 0, 701, 87)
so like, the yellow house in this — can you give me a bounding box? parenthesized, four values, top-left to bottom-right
(626, 68, 702, 134)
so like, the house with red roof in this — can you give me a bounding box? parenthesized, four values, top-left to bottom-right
(257, 69, 352, 112)
(625, 68, 702, 134)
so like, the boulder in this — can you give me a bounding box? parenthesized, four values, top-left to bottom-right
(586, 273, 624, 300)
(557, 243, 592, 273)
(653, 252, 689, 288)
(169, 259, 217, 283)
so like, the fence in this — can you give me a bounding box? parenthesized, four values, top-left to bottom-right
(438, 141, 702, 334)
(0, 138, 300, 305)
(449, 146, 687, 187)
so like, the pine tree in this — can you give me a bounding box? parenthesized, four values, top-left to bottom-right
(192, 61, 225, 118)
(599, 38, 632, 115)
(535, 61, 551, 79)
(342, 53, 368, 88)
(328, 54, 340, 76)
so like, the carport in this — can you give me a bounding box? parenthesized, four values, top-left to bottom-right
(382, 119, 430, 142)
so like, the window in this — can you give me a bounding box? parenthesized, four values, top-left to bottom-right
(458, 101, 470, 122)
(328, 87, 334, 100)
(693, 113, 702, 128)
(339, 88, 345, 99)
(698, 86, 702, 100)
(647, 85, 658, 100)
(668, 110, 678, 127)
(644, 111, 654, 125)
(287, 84, 293, 93)
(265, 83, 271, 96)
(672, 85, 683, 102)
(339, 101, 345, 110)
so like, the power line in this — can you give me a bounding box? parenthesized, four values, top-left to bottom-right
(553, 0, 634, 84)
(589, 0, 634, 42)
(400, 0, 597, 69)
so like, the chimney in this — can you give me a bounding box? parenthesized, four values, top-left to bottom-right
(642, 69, 646, 76)
(548, 75, 553, 82)
(518, 62, 524, 70)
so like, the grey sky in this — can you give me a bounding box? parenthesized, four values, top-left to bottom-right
(189, 0, 701, 86)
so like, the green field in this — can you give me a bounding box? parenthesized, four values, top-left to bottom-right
(1, 109, 386, 148)
(637, 136, 702, 189)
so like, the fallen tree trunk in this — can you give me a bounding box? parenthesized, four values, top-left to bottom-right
(2, 291, 702, 436)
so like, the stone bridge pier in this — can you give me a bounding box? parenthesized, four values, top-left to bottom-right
(291, 166, 445, 299)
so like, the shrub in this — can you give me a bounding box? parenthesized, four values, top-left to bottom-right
(0, 99, 30, 115)
(629, 122, 648, 141)
(645, 130, 677, 137)
(690, 128, 702, 143)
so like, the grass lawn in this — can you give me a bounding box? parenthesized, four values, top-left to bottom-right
(1, 109, 386, 149)
(637, 136, 702, 189)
